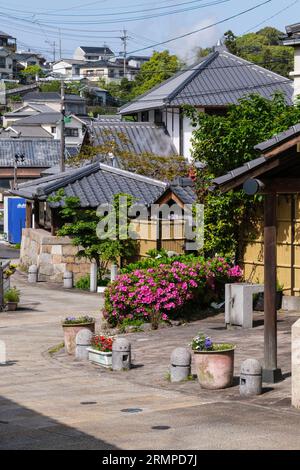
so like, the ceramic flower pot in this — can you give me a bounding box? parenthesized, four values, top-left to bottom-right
(87, 348, 112, 368)
(62, 323, 95, 355)
(194, 345, 236, 390)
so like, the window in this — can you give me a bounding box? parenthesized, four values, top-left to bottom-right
(141, 111, 149, 122)
(108, 69, 115, 78)
(0, 57, 6, 68)
(65, 128, 79, 137)
(154, 109, 163, 124)
(51, 126, 56, 134)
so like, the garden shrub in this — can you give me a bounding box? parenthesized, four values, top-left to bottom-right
(103, 257, 242, 326)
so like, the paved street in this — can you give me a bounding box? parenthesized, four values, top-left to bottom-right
(0, 242, 20, 261)
(0, 270, 300, 450)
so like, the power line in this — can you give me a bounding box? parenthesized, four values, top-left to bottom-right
(127, 0, 273, 54)
(243, 0, 299, 34)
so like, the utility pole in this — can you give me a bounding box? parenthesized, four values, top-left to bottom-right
(13, 154, 25, 190)
(59, 29, 62, 60)
(120, 29, 128, 78)
(60, 80, 66, 172)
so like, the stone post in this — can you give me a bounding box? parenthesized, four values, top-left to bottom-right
(111, 264, 118, 282)
(292, 319, 300, 408)
(90, 262, 97, 293)
(76, 329, 93, 361)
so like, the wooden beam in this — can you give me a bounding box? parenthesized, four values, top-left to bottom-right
(261, 178, 300, 193)
(264, 137, 300, 158)
(25, 201, 32, 229)
(263, 193, 282, 383)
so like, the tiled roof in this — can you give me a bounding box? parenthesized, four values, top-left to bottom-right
(88, 121, 178, 157)
(212, 156, 267, 188)
(12, 163, 167, 207)
(120, 50, 293, 114)
(80, 46, 114, 55)
(0, 126, 53, 139)
(15, 113, 61, 126)
(0, 139, 61, 167)
(255, 124, 300, 152)
(23, 92, 85, 102)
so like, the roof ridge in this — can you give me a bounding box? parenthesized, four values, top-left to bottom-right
(99, 163, 167, 188)
(167, 51, 218, 102)
(36, 163, 100, 196)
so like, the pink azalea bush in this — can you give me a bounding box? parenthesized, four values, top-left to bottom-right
(103, 257, 243, 326)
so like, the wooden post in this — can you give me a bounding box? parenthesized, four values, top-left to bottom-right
(263, 193, 282, 383)
(26, 202, 32, 229)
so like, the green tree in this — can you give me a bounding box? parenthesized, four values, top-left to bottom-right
(98, 77, 135, 104)
(223, 27, 294, 78)
(48, 190, 138, 277)
(132, 50, 181, 97)
(20, 65, 44, 82)
(185, 93, 300, 259)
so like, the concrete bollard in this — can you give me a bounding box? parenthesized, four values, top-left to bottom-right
(240, 359, 262, 397)
(110, 264, 119, 282)
(28, 265, 38, 284)
(112, 338, 131, 371)
(63, 271, 73, 289)
(170, 348, 191, 382)
(76, 329, 93, 361)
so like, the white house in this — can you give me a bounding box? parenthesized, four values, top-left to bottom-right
(74, 46, 114, 62)
(282, 23, 300, 101)
(119, 47, 294, 161)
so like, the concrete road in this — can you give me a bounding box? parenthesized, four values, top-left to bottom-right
(0, 242, 20, 261)
(0, 271, 300, 450)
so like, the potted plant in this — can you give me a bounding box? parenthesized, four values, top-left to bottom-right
(87, 335, 113, 368)
(62, 316, 95, 355)
(191, 332, 236, 390)
(4, 287, 20, 311)
(253, 280, 284, 311)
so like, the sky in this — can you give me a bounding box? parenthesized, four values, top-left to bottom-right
(0, 0, 299, 62)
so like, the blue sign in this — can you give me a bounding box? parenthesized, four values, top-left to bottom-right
(8, 198, 26, 244)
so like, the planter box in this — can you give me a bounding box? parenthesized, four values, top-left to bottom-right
(62, 323, 95, 355)
(87, 348, 112, 368)
(6, 302, 18, 311)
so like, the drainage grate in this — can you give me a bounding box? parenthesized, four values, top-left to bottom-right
(152, 426, 170, 431)
(80, 401, 97, 406)
(0, 421, 8, 424)
(121, 408, 143, 414)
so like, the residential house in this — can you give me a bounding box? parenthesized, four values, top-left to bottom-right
(0, 48, 13, 79)
(120, 46, 294, 160)
(22, 92, 87, 115)
(2, 103, 55, 128)
(0, 31, 16, 52)
(282, 23, 300, 100)
(127, 55, 150, 69)
(13, 52, 46, 78)
(4, 112, 86, 147)
(74, 46, 115, 62)
(0, 139, 61, 191)
(52, 58, 138, 83)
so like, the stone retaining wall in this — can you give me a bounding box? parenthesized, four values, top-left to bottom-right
(20, 229, 91, 282)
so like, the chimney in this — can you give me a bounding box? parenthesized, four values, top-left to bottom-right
(283, 23, 300, 102)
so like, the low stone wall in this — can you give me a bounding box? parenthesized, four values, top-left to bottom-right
(20, 229, 91, 283)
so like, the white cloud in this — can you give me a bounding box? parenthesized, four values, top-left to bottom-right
(170, 17, 221, 62)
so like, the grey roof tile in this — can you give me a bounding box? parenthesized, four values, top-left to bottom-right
(120, 51, 293, 114)
(88, 121, 178, 157)
(0, 139, 61, 167)
(12, 163, 167, 207)
(255, 124, 300, 152)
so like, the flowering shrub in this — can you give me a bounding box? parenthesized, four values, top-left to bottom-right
(91, 335, 113, 352)
(104, 257, 243, 326)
